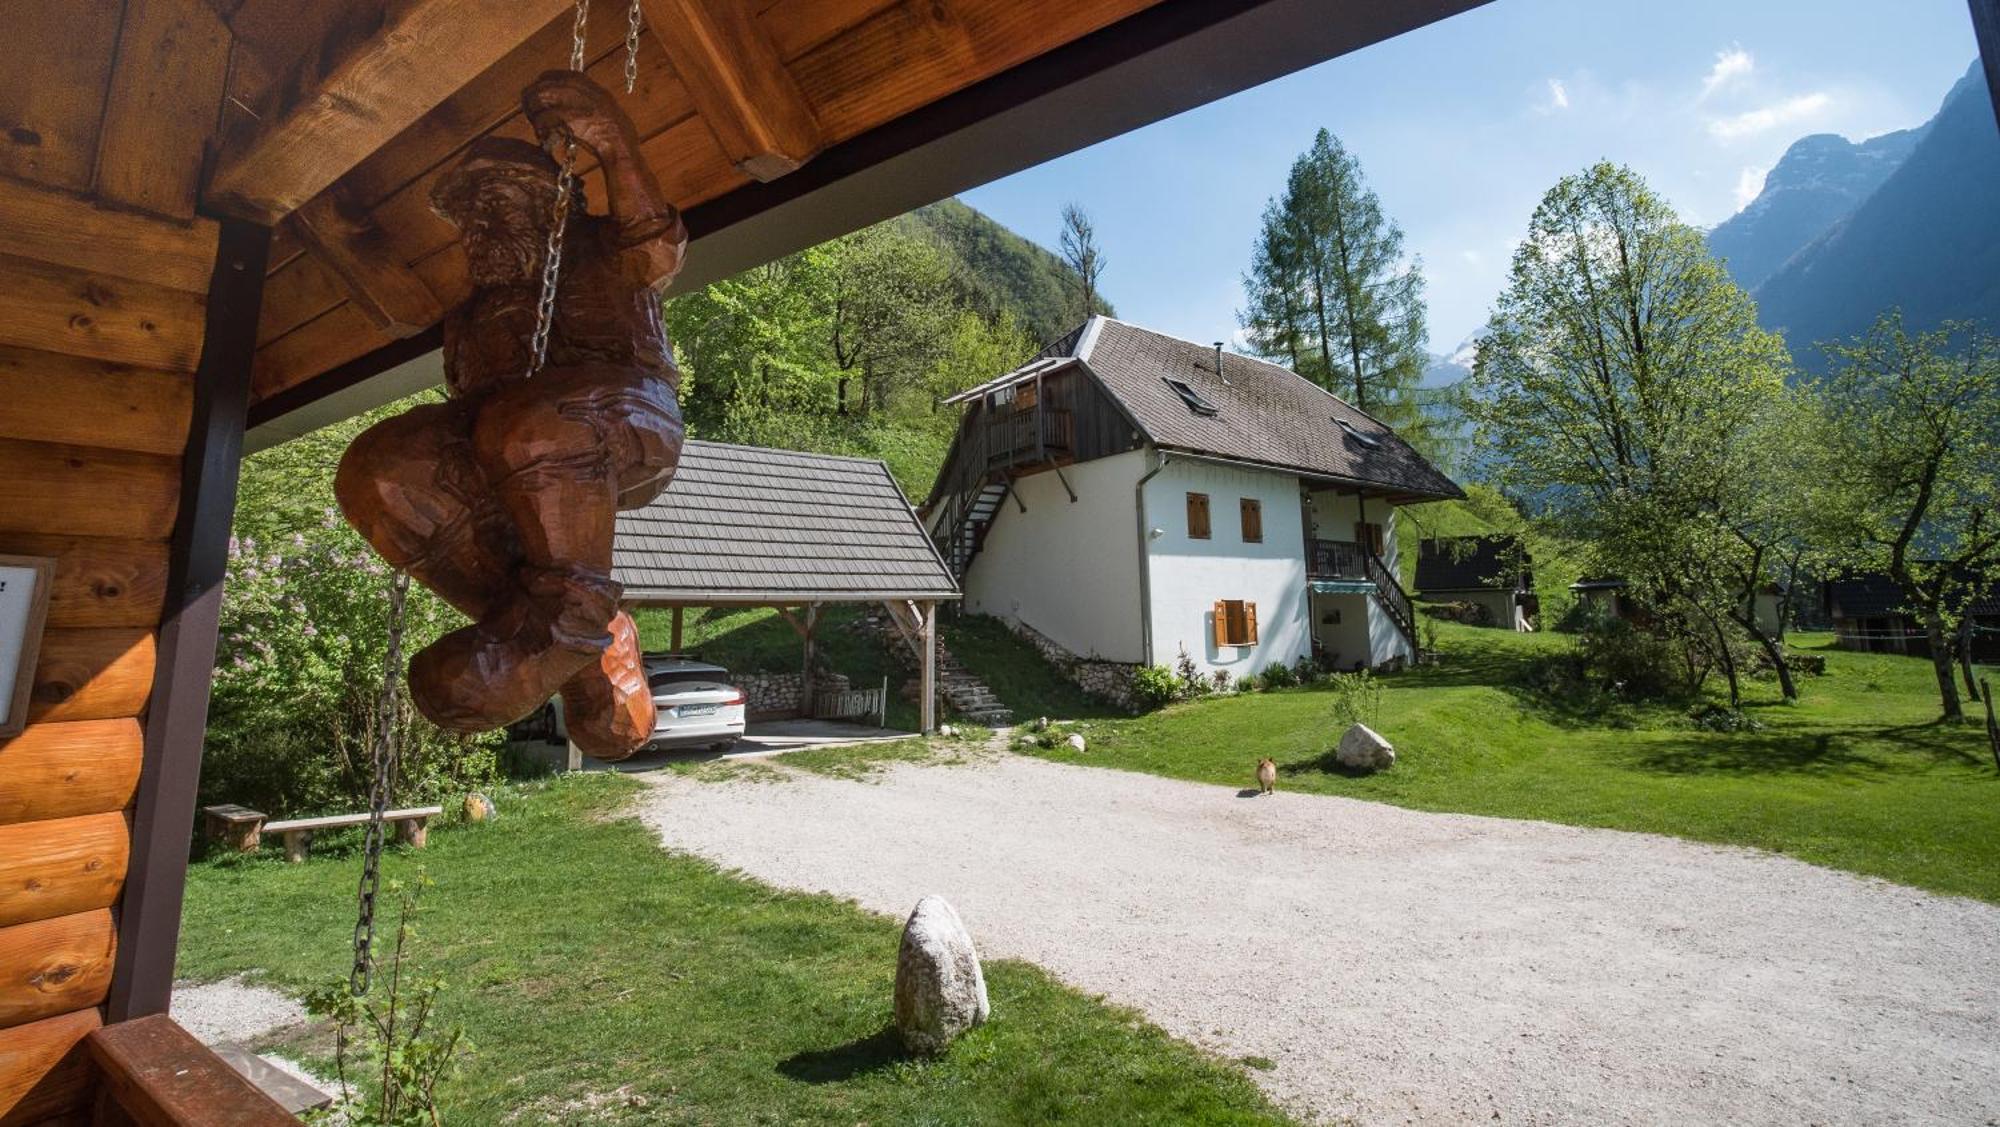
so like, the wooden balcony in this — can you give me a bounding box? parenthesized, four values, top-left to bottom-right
(1308, 539, 1368, 580)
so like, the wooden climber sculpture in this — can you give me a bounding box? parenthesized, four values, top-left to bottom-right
(334, 69, 686, 761)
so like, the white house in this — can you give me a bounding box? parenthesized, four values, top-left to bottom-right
(923, 317, 1463, 678)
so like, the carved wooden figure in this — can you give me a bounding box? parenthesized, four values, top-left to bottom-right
(335, 71, 687, 760)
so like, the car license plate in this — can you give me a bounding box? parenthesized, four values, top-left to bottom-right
(677, 703, 718, 717)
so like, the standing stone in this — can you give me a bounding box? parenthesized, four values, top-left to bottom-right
(1335, 723, 1395, 771)
(894, 895, 989, 1054)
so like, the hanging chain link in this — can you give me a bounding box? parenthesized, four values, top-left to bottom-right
(528, 0, 593, 379)
(624, 0, 643, 93)
(350, 569, 412, 996)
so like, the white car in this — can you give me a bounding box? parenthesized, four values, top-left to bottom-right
(522, 655, 747, 754)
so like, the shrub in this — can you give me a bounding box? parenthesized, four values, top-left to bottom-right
(1292, 656, 1323, 686)
(1211, 669, 1233, 693)
(1174, 645, 1211, 698)
(1258, 661, 1298, 691)
(1573, 613, 1688, 701)
(1326, 669, 1382, 729)
(1131, 665, 1182, 709)
(305, 872, 469, 1125)
(1689, 705, 1765, 733)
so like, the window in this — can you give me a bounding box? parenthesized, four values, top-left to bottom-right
(1335, 417, 1381, 448)
(1164, 377, 1219, 416)
(1357, 521, 1385, 556)
(1186, 492, 1211, 539)
(1239, 497, 1263, 543)
(1214, 600, 1259, 647)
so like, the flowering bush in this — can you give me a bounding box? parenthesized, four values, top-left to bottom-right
(202, 400, 500, 819)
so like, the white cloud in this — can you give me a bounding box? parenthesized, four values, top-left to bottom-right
(1545, 78, 1570, 111)
(1733, 165, 1769, 210)
(1701, 46, 1755, 100)
(1707, 92, 1832, 140)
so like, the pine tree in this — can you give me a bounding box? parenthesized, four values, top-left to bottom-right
(1238, 129, 1427, 423)
(1058, 202, 1106, 325)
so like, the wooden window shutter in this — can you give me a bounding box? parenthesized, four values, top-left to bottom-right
(1244, 601, 1258, 645)
(1187, 492, 1211, 539)
(1240, 498, 1262, 543)
(1213, 599, 1229, 647)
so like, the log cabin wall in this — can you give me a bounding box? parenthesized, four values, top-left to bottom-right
(0, 3, 231, 1122)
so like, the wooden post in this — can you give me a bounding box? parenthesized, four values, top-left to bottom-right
(670, 605, 684, 652)
(107, 218, 270, 1023)
(800, 603, 818, 718)
(919, 600, 937, 733)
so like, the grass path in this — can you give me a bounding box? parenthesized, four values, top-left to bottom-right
(1020, 624, 2000, 902)
(178, 773, 1291, 1125)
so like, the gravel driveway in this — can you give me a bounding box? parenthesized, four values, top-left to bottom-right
(636, 755, 2000, 1125)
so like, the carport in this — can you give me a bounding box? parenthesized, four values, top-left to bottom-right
(613, 440, 961, 732)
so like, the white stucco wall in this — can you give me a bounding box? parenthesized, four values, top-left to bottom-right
(960, 448, 1147, 662)
(1142, 458, 1309, 677)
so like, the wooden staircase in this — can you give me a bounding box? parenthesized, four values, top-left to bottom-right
(1363, 549, 1420, 658)
(940, 480, 1008, 581)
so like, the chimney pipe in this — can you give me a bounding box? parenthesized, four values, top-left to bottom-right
(1214, 341, 1227, 384)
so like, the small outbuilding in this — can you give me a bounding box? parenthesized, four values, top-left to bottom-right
(614, 441, 960, 730)
(1415, 536, 1536, 630)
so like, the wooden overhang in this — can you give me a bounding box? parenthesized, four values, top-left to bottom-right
(237, 0, 1500, 447)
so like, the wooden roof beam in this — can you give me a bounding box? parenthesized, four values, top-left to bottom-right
(204, 0, 575, 224)
(289, 185, 442, 338)
(641, 0, 824, 182)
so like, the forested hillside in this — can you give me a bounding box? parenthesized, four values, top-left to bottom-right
(898, 198, 1111, 343)
(665, 197, 1100, 495)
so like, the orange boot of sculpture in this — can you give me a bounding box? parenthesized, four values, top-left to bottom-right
(409, 565, 619, 732)
(558, 610, 655, 761)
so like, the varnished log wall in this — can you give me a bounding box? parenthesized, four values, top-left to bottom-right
(0, 4, 224, 1121)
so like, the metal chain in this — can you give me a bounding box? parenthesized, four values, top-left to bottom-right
(350, 569, 412, 996)
(528, 0, 593, 379)
(624, 0, 643, 93)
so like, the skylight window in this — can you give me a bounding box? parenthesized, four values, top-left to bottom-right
(1163, 377, 1219, 416)
(1335, 418, 1381, 448)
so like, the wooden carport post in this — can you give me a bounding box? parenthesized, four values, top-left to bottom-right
(800, 603, 819, 718)
(670, 605, 684, 651)
(919, 600, 937, 734)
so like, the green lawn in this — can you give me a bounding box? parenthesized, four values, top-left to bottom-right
(1023, 622, 2000, 902)
(179, 773, 1290, 1125)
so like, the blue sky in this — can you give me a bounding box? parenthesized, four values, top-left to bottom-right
(961, 0, 1980, 354)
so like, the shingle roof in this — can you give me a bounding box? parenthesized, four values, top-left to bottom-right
(1416, 536, 1528, 593)
(614, 441, 959, 603)
(1053, 317, 1463, 501)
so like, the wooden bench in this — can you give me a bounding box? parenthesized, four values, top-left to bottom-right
(203, 804, 443, 862)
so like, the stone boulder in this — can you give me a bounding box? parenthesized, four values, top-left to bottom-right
(1065, 733, 1087, 753)
(895, 895, 989, 1054)
(1335, 723, 1395, 771)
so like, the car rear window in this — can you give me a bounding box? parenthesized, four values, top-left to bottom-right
(648, 668, 729, 689)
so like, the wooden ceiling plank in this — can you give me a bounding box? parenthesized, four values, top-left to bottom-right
(759, 0, 902, 62)
(790, 0, 1154, 139)
(290, 186, 443, 338)
(253, 30, 694, 348)
(205, 0, 575, 224)
(0, 178, 218, 296)
(640, 0, 824, 181)
(93, 0, 232, 220)
(0, 0, 124, 193)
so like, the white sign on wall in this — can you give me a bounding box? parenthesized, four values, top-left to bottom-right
(0, 555, 55, 738)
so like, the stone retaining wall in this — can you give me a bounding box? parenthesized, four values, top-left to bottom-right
(1006, 619, 1141, 711)
(737, 670, 851, 721)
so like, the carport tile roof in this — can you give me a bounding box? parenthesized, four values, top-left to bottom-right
(614, 441, 959, 602)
